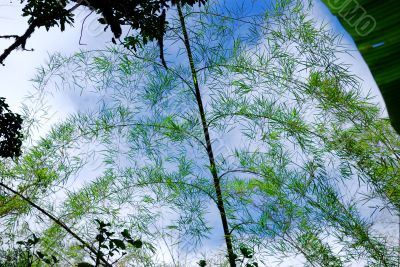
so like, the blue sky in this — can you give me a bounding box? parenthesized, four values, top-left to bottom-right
(0, 0, 384, 114)
(0, 1, 393, 265)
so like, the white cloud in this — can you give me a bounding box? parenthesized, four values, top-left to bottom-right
(0, 1, 396, 266)
(0, 2, 112, 113)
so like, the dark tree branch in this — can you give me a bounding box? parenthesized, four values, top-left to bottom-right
(0, 23, 36, 65)
(0, 35, 19, 39)
(79, 10, 94, 45)
(0, 181, 111, 266)
(0, 1, 207, 66)
(0, 3, 81, 65)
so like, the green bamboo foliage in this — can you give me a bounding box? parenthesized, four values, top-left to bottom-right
(322, 0, 400, 134)
(0, 0, 399, 266)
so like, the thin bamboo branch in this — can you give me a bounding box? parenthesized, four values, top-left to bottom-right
(0, 181, 111, 266)
(177, 3, 236, 266)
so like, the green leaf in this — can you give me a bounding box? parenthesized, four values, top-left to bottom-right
(239, 244, 254, 258)
(128, 239, 143, 248)
(37, 251, 45, 259)
(105, 231, 115, 237)
(96, 234, 105, 243)
(198, 259, 207, 267)
(51, 255, 58, 263)
(121, 229, 131, 239)
(111, 239, 126, 249)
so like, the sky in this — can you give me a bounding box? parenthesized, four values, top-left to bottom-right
(0, 1, 395, 266)
(0, 0, 385, 115)
(0, 2, 113, 113)
(311, 0, 385, 109)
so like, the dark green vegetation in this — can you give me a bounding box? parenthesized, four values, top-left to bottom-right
(0, 221, 143, 266)
(0, 0, 207, 67)
(0, 0, 399, 266)
(0, 98, 23, 158)
(322, 0, 400, 134)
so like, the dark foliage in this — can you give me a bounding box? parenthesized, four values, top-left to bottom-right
(1, 221, 143, 266)
(15, 234, 59, 266)
(0, 234, 58, 266)
(0, 97, 23, 158)
(0, 247, 31, 267)
(0, 0, 208, 66)
(78, 219, 143, 266)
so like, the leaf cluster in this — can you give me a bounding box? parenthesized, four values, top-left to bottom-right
(77, 219, 143, 267)
(0, 97, 23, 158)
(21, 0, 74, 31)
(15, 234, 59, 266)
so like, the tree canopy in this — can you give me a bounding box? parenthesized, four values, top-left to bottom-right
(0, 0, 399, 266)
(0, 0, 207, 66)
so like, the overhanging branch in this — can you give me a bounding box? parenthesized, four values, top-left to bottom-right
(0, 3, 81, 65)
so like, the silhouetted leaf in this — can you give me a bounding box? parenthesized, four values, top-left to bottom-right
(96, 234, 105, 243)
(121, 229, 131, 239)
(128, 239, 143, 248)
(111, 239, 126, 250)
(240, 244, 254, 258)
(77, 262, 95, 267)
(198, 259, 207, 267)
(37, 251, 45, 259)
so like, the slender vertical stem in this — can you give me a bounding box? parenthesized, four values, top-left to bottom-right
(176, 4, 236, 267)
(95, 238, 102, 267)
